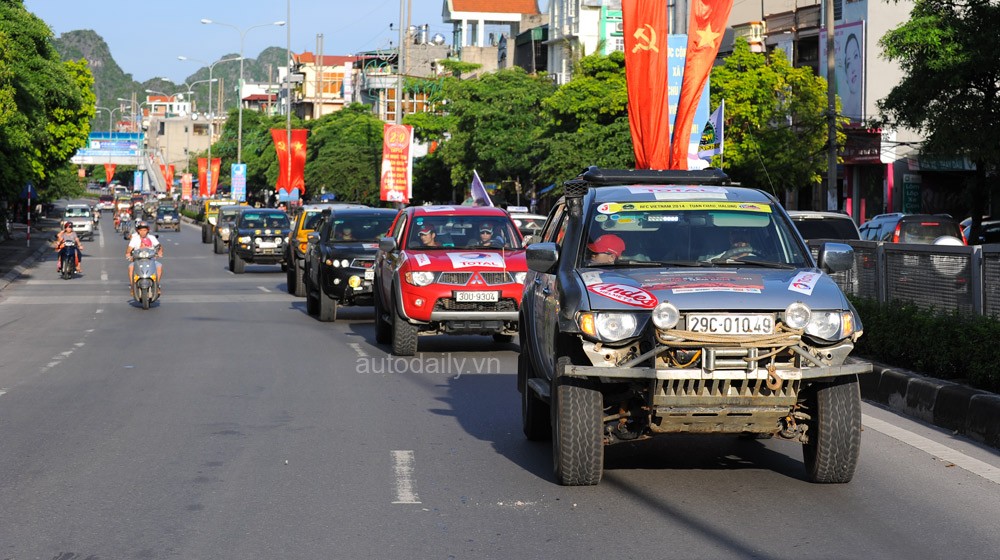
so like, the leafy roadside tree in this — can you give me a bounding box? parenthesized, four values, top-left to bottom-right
(0, 1, 94, 201)
(534, 51, 634, 194)
(708, 38, 841, 195)
(304, 104, 385, 205)
(878, 0, 1000, 239)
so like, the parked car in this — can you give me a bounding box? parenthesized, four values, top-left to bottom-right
(962, 220, 1000, 245)
(787, 210, 861, 241)
(61, 204, 95, 240)
(518, 167, 871, 486)
(228, 208, 291, 274)
(373, 205, 528, 356)
(285, 203, 368, 297)
(859, 213, 965, 244)
(212, 205, 245, 254)
(303, 207, 398, 321)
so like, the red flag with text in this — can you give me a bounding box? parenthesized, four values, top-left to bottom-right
(165, 165, 175, 194)
(209, 158, 221, 196)
(622, 0, 671, 169)
(380, 124, 413, 203)
(272, 129, 308, 197)
(104, 163, 116, 185)
(197, 158, 209, 198)
(669, 0, 734, 169)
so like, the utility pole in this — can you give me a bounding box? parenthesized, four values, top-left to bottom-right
(825, 0, 837, 211)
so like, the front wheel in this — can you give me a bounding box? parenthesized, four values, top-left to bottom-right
(373, 288, 391, 344)
(201, 225, 211, 243)
(802, 376, 862, 483)
(213, 236, 224, 254)
(552, 357, 604, 486)
(391, 296, 418, 356)
(318, 281, 338, 322)
(520, 349, 551, 441)
(140, 288, 150, 309)
(231, 251, 246, 274)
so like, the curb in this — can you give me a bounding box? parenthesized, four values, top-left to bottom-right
(0, 233, 57, 292)
(859, 361, 1000, 451)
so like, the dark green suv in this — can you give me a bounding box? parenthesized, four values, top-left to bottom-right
(228, 208, 291, 274)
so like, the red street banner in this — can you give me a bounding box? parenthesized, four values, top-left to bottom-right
(271, 129, 308, 198)
(669, 0, 734, 169)
(209, 158, 221, 196)
(197, 158, 209, 198)
(622, 0, 671, 170)
(181, 173, 193, 201)
(165, 164, 175, 194)
(104, 163, 116, 185)
(380, 124, 412, 203)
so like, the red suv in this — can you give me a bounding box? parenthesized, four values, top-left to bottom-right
(373, 206, 528, 356)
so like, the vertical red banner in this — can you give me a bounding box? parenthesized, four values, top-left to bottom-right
(272, 129, 288, 192)
(210, 158, 221, 196)
(181, 173, 193, 201)
(622, 0, 671, 170)
(380, 124, 412, 203)
(166, 165, 175, 195)
(272, 129, 308, 198)
(197, 158, 208, 197)
(669, 0, 734, 169)
(104, 163, 117, 185)
(289, 129, 307, 196)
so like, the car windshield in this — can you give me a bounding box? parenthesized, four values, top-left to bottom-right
(65, 208, 90, 218)
(239, 212, 290, 229)
(792, 217, 860, 240)
(406, 215, 522, 250)
(582, 201, 809, 267)
(329, 215, 396, 242)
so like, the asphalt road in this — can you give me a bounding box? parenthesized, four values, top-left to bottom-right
(1, 215, 999, 559)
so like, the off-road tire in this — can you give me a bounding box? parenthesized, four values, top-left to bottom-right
(202, 224, 210, 244)
(551, 357, 604, 486)
(802, 375, 862, 484)
(391, 296, 418, 356)
(318, 279, 338, 322)
(519, 349, 551, 441)
(373, 288, 391, 344)
(213, 236, 224, 254)
(230, 250, 246, 274)
(305, 275, 320, 316)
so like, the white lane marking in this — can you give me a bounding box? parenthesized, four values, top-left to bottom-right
(99, 231, 105, 249)
(348, 343, 368, 358)
(95, 309, 103, 314)
(60, 351, 73, 357)
(46, 361, 60, 369)
(101, 271, 108, 282)
(863, 414, 1000, 485)
(86, 328, 95, 332)
(257, 286, 271, 293)
(391, 450, 421, 504)
(74, 343, 85, 347)
(0, 389, 6, 397)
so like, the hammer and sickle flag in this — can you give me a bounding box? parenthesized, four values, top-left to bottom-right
(622, 0, 671, 170)
(669, 0, 734, 169)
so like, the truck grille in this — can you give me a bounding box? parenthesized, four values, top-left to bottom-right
(438, 272, 473, 285)
(433, 298, 518, 312)
(480, 272, 514, 285)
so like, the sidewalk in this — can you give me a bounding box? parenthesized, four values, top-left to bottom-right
(0, 218, 60, 291)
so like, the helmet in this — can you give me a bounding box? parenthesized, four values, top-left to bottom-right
(135, 220, 150, 230)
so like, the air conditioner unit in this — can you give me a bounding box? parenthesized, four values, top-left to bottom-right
(614, 21, 623, 33)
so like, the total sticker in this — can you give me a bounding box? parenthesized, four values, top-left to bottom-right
(413, 254, 431, 267)
(788, 271, 821, 295)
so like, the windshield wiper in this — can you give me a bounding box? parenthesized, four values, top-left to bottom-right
(708, 258, 797, 269)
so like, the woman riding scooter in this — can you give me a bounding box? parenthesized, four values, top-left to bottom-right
(55, 221, 83, 274)
(126, 220, 162, 299)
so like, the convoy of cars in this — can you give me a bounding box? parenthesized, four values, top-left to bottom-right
(284, 203, 369, 297)
(227, 207, 292, 274)
(858, 212, 966, 244)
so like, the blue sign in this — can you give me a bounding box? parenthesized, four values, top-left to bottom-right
(20, 182, 37, 199)
(76, 132, 144, 157)
(133, 170, 145, 192)
(231, 163, 247, 202)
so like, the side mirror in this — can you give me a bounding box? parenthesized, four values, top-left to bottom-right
(306, 232, 320, 244)
(819, 242, 854, 273)
(526, 242, 559, 274)
(378, 236, 397, 253)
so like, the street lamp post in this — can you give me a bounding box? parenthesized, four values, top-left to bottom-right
(201, 18, 286, 165)
(178, 55, 242, 192)
(95, 106, 122, 132)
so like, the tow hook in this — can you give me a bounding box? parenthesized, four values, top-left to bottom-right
(765, 363, 783, 391)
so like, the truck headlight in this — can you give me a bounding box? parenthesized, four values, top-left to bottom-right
(805, 311, 855, 341)
(405, 271, 435, 286)
(578, 312, 642, 343)
(651, 301, 680, 330)
(784, 302, 811, 330)
(237, 236, 251, 244)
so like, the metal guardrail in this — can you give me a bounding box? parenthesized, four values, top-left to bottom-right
(807, 240, 1000, 318)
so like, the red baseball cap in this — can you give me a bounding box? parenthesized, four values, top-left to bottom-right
(417, 225, 434, 235)
(587, 234, 625, 258)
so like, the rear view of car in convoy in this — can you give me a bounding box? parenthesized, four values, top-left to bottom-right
(518, 167, 871, 486)
(285, 203, 368, 297)
(62, 204, 95, 240)
(212, 205, 245, 254)
(228, 208, 291, 273)
(97, 194, 116, 212)
(373, 205, 528, 356)
(859, 213, 966, 245)
(507, 206, 548, 241)
(200, 198, 238, 243)
(303, 207, 398, 321)
(787, 210, 861, 241)
(154, 206, 180, 232)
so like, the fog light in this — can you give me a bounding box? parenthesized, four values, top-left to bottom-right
(414, 298, 425, 307)
(784, 302, 811, 330)
(348, 275, 362, 288)
(333, 278, 341, 285)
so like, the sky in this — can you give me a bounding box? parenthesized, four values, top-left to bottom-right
(22, 0, 465, 84)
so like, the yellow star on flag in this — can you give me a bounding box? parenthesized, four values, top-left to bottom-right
(695, 24, 721, 49)
(292, 141, 305, 155)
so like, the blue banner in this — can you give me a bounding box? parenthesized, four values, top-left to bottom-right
(231, 164, 247, 202)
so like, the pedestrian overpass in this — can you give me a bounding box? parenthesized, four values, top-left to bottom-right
(70, 132, 167, 192)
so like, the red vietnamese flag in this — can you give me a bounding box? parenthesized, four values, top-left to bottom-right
(272, 129, 308, 197)
(165, 165, 175, 194)
(669, 0, 734, 169)
(209, 158, 221, 196)
(622, 0, 671, 169)
(104, 163, 116, 185)
(197, 158, 208, 197)
(289, 129, 307, 195)
(271, 129, 289, 192)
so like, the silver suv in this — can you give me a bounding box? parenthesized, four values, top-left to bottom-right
(519, 168, 871, 486)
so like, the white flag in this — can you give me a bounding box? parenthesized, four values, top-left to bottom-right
(698, 99, 724, 160)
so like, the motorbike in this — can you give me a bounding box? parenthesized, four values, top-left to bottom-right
(130, 246, 160, 309)
(59, 239, 79, 280)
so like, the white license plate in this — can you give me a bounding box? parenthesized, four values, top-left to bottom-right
(687, 314, 774, 335)
(364, 269, 374, 280)
(258, 241, 277, 249)
(455, 291, 499, 303)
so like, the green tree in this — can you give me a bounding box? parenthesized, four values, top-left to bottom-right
(709, 38, 840, 194)
(0, 0, 94, 200)
(878, 0, 1000, 239)
(305, 104, 386, 205)
(534, 51, 634, 193)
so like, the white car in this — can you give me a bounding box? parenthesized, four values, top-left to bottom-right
(62, 204, 95, 240)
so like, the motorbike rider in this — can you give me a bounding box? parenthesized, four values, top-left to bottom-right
(126, 220, 163, 297)
(55, 221, 84, 273)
